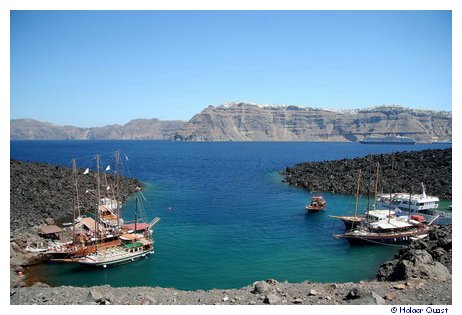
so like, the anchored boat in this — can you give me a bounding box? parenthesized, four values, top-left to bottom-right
(74, 182, 160, 268)
(306, 195, 326, 212)
(334, 215, 438, 245)
(40, 150, 161, 268)
(359, 135, 416, 145)
(76, 232, 154, 267)
(333, 159, 438, 245)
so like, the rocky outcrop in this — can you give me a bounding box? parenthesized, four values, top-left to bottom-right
(281, 148, 452, 198)
(174, 102, 451, 142)
(10, 160, 142, 233)
(377, 225, 452, 281)
(10, 118, 185, 140)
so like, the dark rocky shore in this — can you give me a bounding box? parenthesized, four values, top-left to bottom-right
(10, 158, 452, 305)
(10, 159, 142, 233)
(281, 148, 452, 198)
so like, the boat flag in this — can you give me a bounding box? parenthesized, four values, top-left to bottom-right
(83, 168, 90, 174)
(105, 165, 111, 171)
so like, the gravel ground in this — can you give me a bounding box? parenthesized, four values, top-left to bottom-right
(10, 278, 451, 305)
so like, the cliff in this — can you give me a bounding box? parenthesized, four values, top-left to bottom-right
(11, 102, 452, 142)
(10, 118, 185, 140)
(174, 102, 452, 142)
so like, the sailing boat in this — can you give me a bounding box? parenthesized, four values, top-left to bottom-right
(46, 150, 160, 266)
(76, 188, 160, 267)
(334, 158, 437, 245)
(74, 150, 160, 267)
(329, 169, 363, 229)
(330, 163, 396, 230)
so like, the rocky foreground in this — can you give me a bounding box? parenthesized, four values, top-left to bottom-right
(282, 148, 452, 198)
(9, 277, 452, 305)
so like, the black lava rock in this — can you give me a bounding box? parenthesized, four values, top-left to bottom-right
(10, 160, 143, 233)
(281, 148, 451, 199)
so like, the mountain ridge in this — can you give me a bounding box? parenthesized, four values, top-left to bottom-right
(10, 118, 186, 140)
(174, 102, 451, 142)
(11, 102, 452, 142)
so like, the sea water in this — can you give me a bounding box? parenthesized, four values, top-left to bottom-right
(10, 141, 451, 290)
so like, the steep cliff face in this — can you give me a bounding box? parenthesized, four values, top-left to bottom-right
(11, 103, 452, 142)
(11, 118, 185, 140)
(174, 102, 452, 142)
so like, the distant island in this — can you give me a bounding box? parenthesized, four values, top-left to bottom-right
(11, 102, 452, 142)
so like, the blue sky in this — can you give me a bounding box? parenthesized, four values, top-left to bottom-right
(11, 10, 452, 127)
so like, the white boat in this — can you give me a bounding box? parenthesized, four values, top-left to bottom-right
(75, 185, 160, 268)
(76, 233, 154, 267)
(359, 135, 416, 145)
(376, 183, 439, 214)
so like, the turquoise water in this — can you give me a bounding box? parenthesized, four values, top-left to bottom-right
(10, 141, 451, 290)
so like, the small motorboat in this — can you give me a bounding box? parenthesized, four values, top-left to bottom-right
(305, 195, 326, 212)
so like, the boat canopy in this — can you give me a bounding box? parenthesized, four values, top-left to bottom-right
(123, 223, 150, 231)
(367, 210, 395, 220)
(370, 220, 413, 230)
(119, 233, 141, 241)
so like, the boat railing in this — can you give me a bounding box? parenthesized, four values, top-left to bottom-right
(432, 210, 452, 218)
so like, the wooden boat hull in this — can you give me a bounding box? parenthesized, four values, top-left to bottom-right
(305, 205, 326, 212)
(78, 248, 154, 267)
(335, 227, 433, 245)
(329, 215, 362, 230)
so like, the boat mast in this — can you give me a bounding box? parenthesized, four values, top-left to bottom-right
(95, 154, 101, 249)
(71, 159, 80, 245)
(388, 156, 394, 223)
(373, 162, 380, 210)
(352, 169, 361, 230)
(408, 186, 413, 223)
(135, 191, 138, 234)
(366, 163, 372, 229)
(115, 150, 121, 230)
